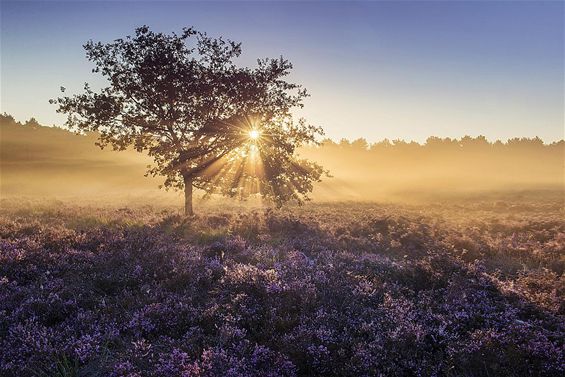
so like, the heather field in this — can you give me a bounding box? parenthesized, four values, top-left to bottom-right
(0, 193, 563, 376)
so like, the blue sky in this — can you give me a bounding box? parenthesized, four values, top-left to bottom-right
(1, 0, 563, 142)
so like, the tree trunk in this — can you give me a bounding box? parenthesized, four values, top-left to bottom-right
(183, 174, 193, 216)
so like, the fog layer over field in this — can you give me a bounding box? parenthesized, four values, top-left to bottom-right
(1, 114, 563, 203)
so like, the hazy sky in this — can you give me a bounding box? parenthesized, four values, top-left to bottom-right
(1, 0, 563, 143)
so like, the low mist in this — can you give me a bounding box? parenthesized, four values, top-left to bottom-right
(1, 114, 563, 205)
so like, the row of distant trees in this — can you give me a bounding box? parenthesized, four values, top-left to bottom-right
(4, 114, 563, 154)
(300, 133, 563, 197)
(2, 113, 563, 200)
(320, 136, 564, 152)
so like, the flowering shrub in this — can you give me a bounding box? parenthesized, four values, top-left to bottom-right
(0, 197, 563, 376)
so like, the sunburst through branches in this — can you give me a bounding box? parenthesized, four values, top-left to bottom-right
(197, 116, 266, 200)
(195, 115, 322, 204)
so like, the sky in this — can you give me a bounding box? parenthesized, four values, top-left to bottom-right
(1, 0, 563, 143)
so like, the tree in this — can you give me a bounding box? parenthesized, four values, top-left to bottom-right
(51, 26, 325, 215)
(350, 138, 369, 150)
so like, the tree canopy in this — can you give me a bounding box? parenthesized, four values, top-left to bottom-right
(51, 26, 325, 214)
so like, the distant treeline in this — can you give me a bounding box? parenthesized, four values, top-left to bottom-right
(1, 113, 564, 200)
(4, 113, 562, 151)
(321, 136, 563, 151)
(301, 132, 564, 199)
(0, 113, 157, 198)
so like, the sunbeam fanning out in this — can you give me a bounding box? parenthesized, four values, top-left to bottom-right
(191, 112, 325, 205)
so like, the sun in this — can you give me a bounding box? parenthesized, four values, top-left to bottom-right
(248, 129, 260, 140)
